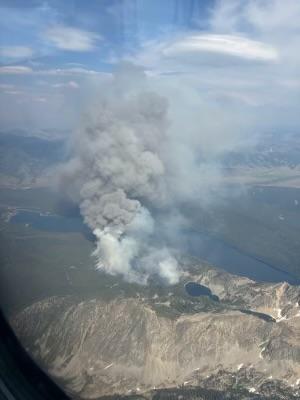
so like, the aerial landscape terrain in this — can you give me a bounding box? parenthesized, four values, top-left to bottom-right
(1, 1, 300, 399)
(1, 128, 300, 399)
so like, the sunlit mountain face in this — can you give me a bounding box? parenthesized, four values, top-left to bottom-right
(1, 1, 300, 399)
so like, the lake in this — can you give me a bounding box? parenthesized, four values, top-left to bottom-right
(11, 210, 91, 237)
(180, 229, 298, 284)
(185, 281, 219, 301)
(11, 207, 299, 285)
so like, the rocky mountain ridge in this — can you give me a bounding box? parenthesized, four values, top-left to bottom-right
(11, 259, 300, 399)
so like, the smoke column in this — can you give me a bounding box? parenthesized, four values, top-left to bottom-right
(59, 65, 180, 284)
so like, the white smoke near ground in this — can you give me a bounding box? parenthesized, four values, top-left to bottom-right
(92, 207, 179, 284)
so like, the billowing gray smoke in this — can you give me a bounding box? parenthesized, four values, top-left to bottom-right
(59, 63, 252, 284)
(59, 65, 180, 284)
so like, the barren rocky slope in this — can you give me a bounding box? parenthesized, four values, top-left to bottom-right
(11, 259, 300, 399)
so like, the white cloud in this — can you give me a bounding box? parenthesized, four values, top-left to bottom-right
(209, 0, 300, 34)
(68, 80, 79, 88)
(44, 25, 101, 51)
(40, 67, 101, 76)
(0, 65, 104, 76)
(34, 96, 47, 102)
(52, 80, 79, 89)
(246, 0, 300, 32)
(1, 0, 299, 138)
(4, 90, 24, 95)
(209, 0, 243, 33)
(0, 66, 32, 74)
(0, 46, 33, 60)
(0, 83, 15, 90)
(132, 33, 278, 72)
(163, 34, 279, 62)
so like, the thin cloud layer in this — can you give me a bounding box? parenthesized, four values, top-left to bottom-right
(0, 66, 33, 74)
(0, 46, 33, 60)
(44, 26, 102, 52)
(163, 34, 279, 62)
(52, 81, 79, 89)
(0, 66, 104, 76)
(0, 0, 299, 139)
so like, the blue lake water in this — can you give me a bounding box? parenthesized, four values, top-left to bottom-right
(180, 229, 298, 285)
(185, 281, 219, 301)
(11, 210, 90, 235)
(11, 210, 299, 285)
(185, 281, 212, 297)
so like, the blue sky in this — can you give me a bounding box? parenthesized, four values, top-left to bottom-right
(0, 1, 211, 68)
(0, 0, 300, 135)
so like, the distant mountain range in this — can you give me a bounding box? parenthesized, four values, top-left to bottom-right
(2, 129, 300, 190)
(222, 132, 300, 169)
(0, 130, 67, 188)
